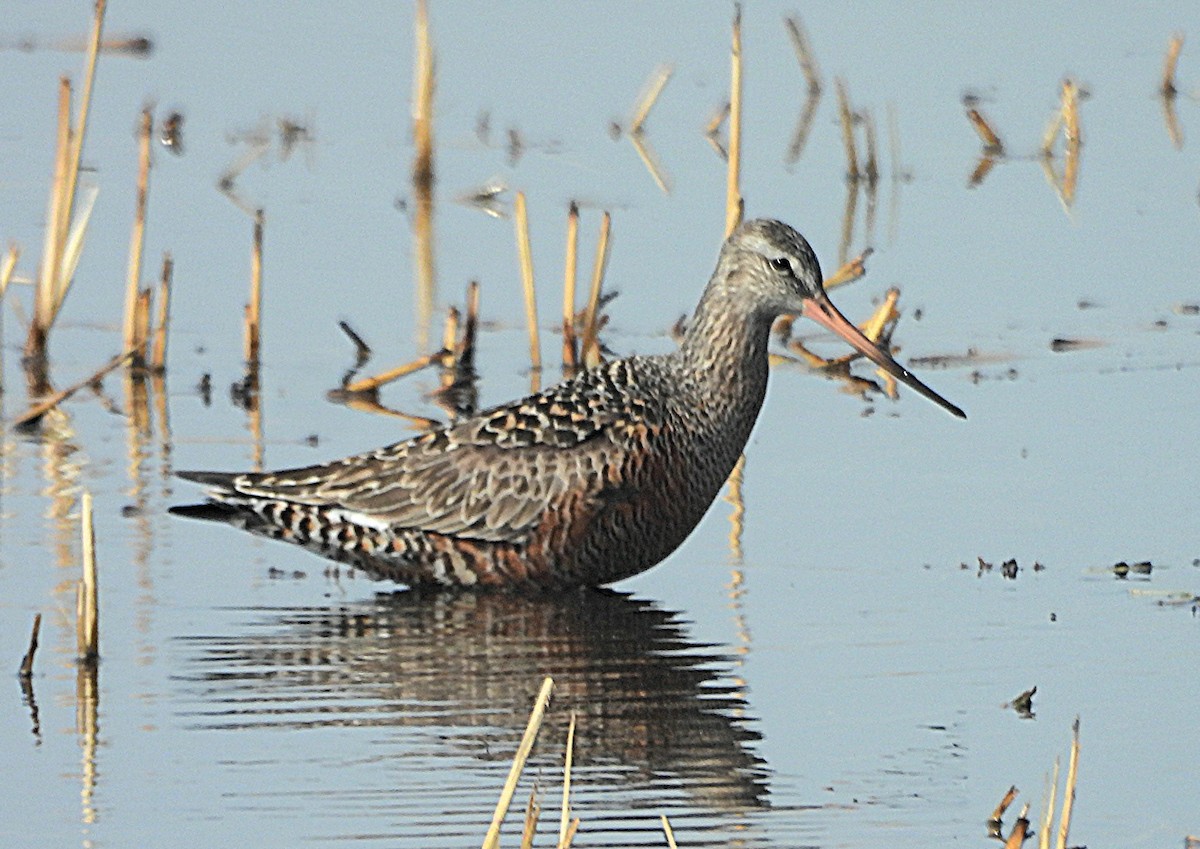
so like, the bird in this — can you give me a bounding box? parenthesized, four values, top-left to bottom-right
(173, 219, 964, 590)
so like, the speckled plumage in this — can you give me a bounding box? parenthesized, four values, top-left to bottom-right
(175, 219, 963, 589)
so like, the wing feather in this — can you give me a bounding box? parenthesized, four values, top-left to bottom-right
(206, 359, 663, 544)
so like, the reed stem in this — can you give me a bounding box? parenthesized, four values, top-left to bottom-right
(514, 191, 541, 373)
(725, 5, 743, 237)
(123, 108, 152, 359)
(245, 209, 263, 365)
(482, 677, 554, 849)
(76, 491, 99, 665)
(562, 202, 579, 369)
(150, 253, 172, 372)
(581, 211, 611, 367)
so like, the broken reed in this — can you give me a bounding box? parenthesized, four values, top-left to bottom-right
(580, 211, 611, 369)
(411, 0, 436, 348)
(245, 209, 264, 365)
(481, 676, 555, 849)
(77, 491, 99, 665)
(1161, 33, 1184, 96)
(629, 64, 673, 134)
(558, 712, 577, 849)
(966, 107, 1004, 153)
(150, 253, 172, 372)
(122, 107, 152, 359)
(26, 1, 106, 362)
(11, 351, 133, 429)
(661, 815, 680, 849)
(562, 202, 579, 370)
(834, 77, 859, 181)
(784, 14, 822, 95)
(459, 280, 480, 371)
(19, 614, 42, 679)
(0, 244, 18, 303)
(725, 5, 744, 237)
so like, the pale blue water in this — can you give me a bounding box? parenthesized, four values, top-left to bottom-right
(2, 3, 1198, 847)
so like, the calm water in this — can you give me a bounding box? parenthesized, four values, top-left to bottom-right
(2, 3, 1198, 847)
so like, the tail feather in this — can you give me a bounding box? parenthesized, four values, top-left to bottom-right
(168, 501, 240, 522)
(176, 469, 241, 493)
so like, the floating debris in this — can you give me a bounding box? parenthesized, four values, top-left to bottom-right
(1160, 32, 1184, 97)
(455, 177, 508, 218)
(987, 785, 1019, 839)
(1112, 560, 1152, 579)
(159, 110, 184, 154)
(1005, 685, 1037, 719)
(965, 104, 1004, 154)
(1050, 337, 1106, 352)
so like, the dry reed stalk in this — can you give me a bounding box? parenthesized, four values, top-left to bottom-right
(343, 350, 447, 394)
(1061, 80, 1081, 205)
(560, 819, 580, 849)
(11, 350, 133, 429)
(76, 490, 99, 664)
(0, 244, 18, 302)
(834, 77, 859, 182)
(629, 132, 671, 193)
(724, 452, 745, 562)
(1054, 718, 1080, 849)
(660, 814, 679, 849)
(824, 249, 871, 290)
(862, 107, 879, 185)
(411, 0, 434, 195)
(1040, 104, 1064, 157)
(784, 14, 822, 94)
(122, 107, 152, 358)
(705, 101, 730, 138)
(28, 78, 73, 360)
(482, 676, 555, 849)
(785, 90, 821, 163)
(19, 614, 42, 678)
(725, 5, 744, 237)
(629, 63, 673, 134)
(514, 191, 541, 373)
(1161, 93, 1184, 150)
(442, 305, 460, 358)
(245, 209, 263, 364)
(969, 154, 999, 188)
(61, 0, 107, 285)
(135, 286, 152, 360)
(58, 186, 98, 298)
(520, 787, 541, 849)
(1039, 757, 1061, 849)
(460, 280, 479, 371)
(704, 101, 731, 160)
(1003, 803, 1031, 849)
(338, 395, 442, 430)
(861, 288, 899, 343)
(412, 0, 436, 349)
(966, 107, 1004, 153)
(562, 202, 579, 370)
(580, 212, 611, 368)
(990, 785, 1019, 824)
(557, 711, 577, 849)
(150, 253, 172, 372)
(1161, 33, 1184, 96)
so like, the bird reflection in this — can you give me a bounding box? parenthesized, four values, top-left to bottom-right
(178, 590, 769, 825)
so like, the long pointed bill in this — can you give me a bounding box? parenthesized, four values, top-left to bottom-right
(801, 288, 966, 419)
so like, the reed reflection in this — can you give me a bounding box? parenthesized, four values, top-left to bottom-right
(179, 590, 769, 816)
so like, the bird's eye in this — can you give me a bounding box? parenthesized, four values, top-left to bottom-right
(770, 256, 793, 274)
